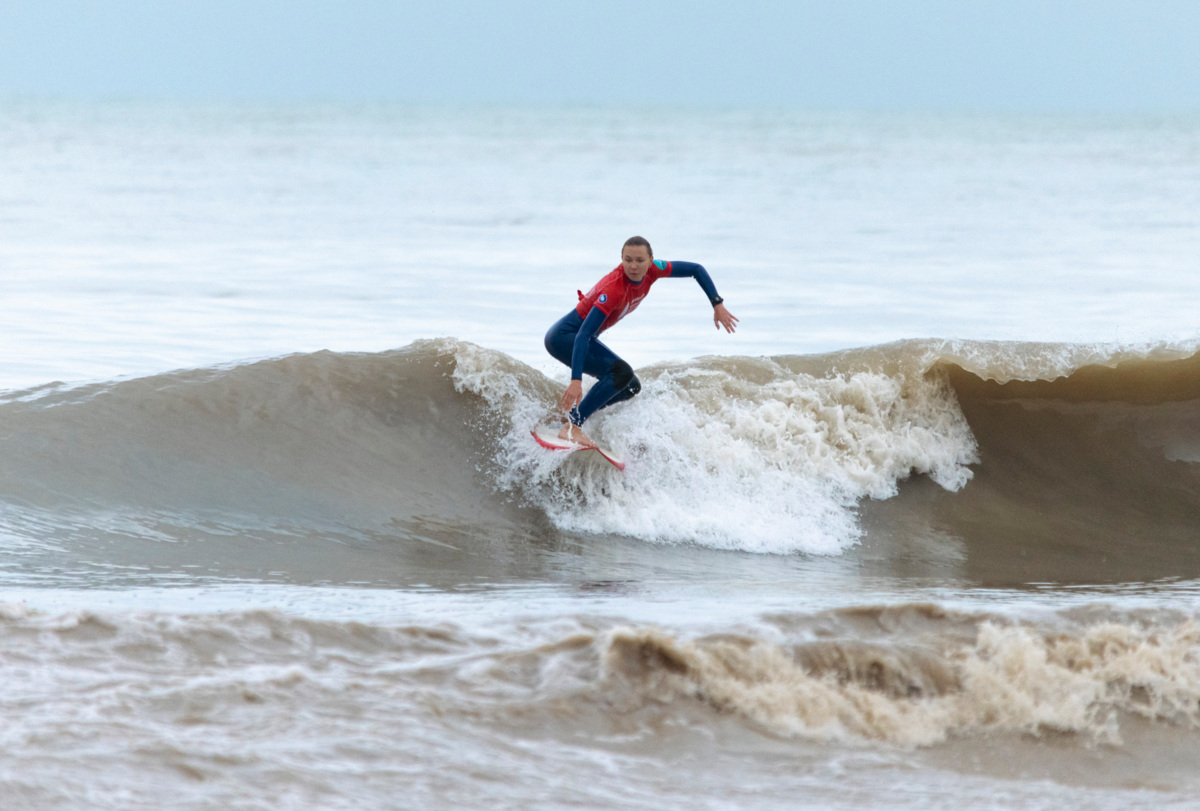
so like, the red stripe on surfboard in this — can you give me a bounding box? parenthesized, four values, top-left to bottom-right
(529, 429, 625, 471)
(593, 448, 625, 471)
(530, 429, 577, 451)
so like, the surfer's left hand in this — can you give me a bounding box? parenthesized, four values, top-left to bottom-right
(714, 303, 739, 334)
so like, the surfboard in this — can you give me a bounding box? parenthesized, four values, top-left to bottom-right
(530, 425, 625, 471)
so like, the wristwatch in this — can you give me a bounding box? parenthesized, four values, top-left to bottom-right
(711, 295, 724, 307)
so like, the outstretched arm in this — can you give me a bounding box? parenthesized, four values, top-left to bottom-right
(670, 261, 739, 334)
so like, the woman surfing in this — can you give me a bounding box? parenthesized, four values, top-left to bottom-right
(543, 236, 739, 448)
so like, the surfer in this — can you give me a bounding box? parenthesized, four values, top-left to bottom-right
(543, 236, 738, 447)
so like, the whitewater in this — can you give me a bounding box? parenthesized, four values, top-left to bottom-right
(3, 101, 1200, 809)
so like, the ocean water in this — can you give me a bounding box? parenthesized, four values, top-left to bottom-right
(3, 100, 1200, 808)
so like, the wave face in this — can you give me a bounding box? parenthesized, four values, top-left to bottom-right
(5, 337, 1200, 568)
(0, 343, 501, 524)
(917, 350, 1200, 583)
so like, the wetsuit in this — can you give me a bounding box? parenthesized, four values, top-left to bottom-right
(544, 260, 722, 426)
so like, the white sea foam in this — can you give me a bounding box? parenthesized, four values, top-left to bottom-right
(454, 345, 977, 554)
(604, 617, 1200, 748)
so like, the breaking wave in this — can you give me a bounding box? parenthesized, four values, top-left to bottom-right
(3, 601, 1196, 749)
(3, 336, 1200, 559)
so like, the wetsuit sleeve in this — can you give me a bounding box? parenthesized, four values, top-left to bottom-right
(668, 261, 721, 305)
(571, 306, 607, 380)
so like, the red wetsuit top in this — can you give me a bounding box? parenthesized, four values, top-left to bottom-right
(574, 260, 674, 333)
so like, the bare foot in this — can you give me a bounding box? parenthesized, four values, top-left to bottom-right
(558, 423, 596, 448)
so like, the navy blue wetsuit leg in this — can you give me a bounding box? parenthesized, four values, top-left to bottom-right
(544, 310, 641, 426)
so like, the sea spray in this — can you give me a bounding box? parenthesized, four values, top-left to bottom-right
(453, 344, 978, 554)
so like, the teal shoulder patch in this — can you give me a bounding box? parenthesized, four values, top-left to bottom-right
(653, 260, 667, 270)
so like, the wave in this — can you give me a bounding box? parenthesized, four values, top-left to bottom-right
(911, 350, 1200, 583)
(3, 337, 1200, 563)
(603, 607, 1200, 747)
(3, 602, 1197, 750)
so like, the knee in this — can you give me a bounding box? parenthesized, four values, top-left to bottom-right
(611, 359, 640, 395)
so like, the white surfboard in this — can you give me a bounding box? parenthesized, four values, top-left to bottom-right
(530, 425, 625, 471)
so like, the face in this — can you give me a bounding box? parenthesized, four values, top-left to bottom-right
(621, 245, 653, 282)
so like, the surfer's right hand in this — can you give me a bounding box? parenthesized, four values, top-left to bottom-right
(714, 303, 739, 333)
(559, 380, 583, 413)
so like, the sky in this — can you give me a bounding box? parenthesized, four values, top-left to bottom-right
(1, 0, 1198, 112)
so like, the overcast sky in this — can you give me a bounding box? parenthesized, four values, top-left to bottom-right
(1, 1, 1197, 111)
